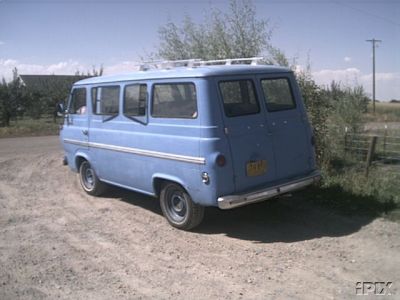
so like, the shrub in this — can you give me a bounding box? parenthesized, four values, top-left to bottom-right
(296, 71, 331, 166)
(297, 73, 369, 169)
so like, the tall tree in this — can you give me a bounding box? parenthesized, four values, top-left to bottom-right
(75, 65, 104, 77)
(0, 68, 26, 126)
(157, 0, 286, 65)
(0, 79, 8, 126)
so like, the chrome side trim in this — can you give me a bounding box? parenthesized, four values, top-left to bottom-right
(63, 138, 205, 165)
(63, 139, 89, 147)
(218, 170, 321, 209)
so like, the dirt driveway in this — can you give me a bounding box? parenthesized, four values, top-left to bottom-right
(0, 136, 399, 299)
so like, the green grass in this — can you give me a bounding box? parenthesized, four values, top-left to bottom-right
(301, 164, 400, 221)
(317, 102, 400, 221)
(365, 102, 400, 122)
(0, 117, 61, 138)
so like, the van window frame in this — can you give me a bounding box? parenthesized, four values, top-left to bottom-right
(123, 83, 148, 121)
(260, 77, 297, 112)
(91, 85, 121, 116)
(151, 82, 198, 119)
(218, 79, 261, 118)
(68, 87, 87, 115)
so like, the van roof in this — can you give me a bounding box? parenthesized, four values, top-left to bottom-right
(74, 65, 291, 85)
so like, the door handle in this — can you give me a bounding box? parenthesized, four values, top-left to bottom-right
(82, 129, 88, 135)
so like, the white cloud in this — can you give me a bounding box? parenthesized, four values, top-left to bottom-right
(104, 61, 141, 74)
(360, 72, 399, 81)
(3, 59, 18, 66)
(0, 59, 90, 80)
(312, 68, 362, 86)
(0, 41, 5, 46)
(0, 58, 143, 81)
(344, 56, 351, 62)
(312, 68, 400, 101)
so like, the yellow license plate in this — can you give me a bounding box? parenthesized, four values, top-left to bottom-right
(246, 160, 267, 177)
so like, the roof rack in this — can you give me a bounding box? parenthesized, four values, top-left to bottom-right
(195, 57, 264, 66)
(138, 57, 264, 71)
(139, 59, 200, 71)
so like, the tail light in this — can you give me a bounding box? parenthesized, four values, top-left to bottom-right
(216, 154, 226, 167)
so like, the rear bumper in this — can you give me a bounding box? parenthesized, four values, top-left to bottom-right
(217, 170, 321, 210)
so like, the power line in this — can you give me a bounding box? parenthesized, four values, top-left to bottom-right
(332, 1, 400, 27)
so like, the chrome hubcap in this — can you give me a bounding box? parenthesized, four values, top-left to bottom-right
(81, 163, 95, 190)
(85, 168, 94, 187)
(166, 190, 187, 222)
(172, 195, 185, 212)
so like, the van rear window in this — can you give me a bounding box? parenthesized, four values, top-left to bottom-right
(219, 80, 260, 117)
(152, 83, 197, 119)
(261, 78, 296, 112)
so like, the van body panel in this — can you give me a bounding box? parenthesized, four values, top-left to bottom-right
(60, 65, 319, 210)
(196, 79, 236, 204)
(87, 78, 203, 200)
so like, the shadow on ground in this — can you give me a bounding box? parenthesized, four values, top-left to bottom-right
(102, 187, 162, 215)
(101, 185, 395, 244)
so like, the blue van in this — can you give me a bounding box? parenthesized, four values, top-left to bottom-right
(60, 59, 320, 230)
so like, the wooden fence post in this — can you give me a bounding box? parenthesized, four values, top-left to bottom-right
(383, 124, 387, 155)
(365, 136, 378, 177)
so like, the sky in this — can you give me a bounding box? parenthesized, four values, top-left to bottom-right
(0, 0, 399, 101)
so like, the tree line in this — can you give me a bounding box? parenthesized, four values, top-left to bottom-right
(0, 66, 103, 126)
(0, 68, 26, 127)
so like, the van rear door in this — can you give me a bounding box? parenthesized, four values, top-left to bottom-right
(217, 77, 277, 193)
(258, 74, 312, 179)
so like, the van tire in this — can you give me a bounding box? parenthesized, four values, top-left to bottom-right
(160, 183, 204, 230)
(79, 160, 106, 196)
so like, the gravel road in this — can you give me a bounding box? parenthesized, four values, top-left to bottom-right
(0, 136, 399, 299)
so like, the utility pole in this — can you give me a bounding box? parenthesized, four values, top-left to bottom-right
(366, 38, 382, 114)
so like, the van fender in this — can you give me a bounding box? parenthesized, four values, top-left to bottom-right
(151, 173, 189, 196)
(72, 150, 92, 172)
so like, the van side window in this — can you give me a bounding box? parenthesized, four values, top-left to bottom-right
(69, 88, 87, 115)
(219, 80, 259, 117)
(92, 86, 120, 115)
(152, 83, 197, 119)
(261, 78, 296, 112)
(124, 84, 147, 117)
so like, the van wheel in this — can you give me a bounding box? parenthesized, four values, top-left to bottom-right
(160, 183, 204, 230)
(79, 160, 106, 196)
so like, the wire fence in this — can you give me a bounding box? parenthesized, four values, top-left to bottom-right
(321, 122, 400, 176)
(344, 131, 400, 172)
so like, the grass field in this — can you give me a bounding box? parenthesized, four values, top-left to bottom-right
(0, 117, 61, 138)
(365, 102, 400, 122)
(303, 164, 400, 221)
